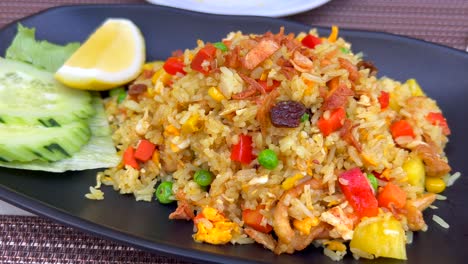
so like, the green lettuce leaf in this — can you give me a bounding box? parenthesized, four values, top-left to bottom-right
(0, 94, 120, 172)
(5, 23, 80, 72)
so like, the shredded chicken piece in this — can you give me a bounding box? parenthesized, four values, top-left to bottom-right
(338, 58, 359, 83)
(396, 193, 436, 231)
(290, 50, 313, 72)
(411, 193, 437, 211)
(244, 228, 277, 251)
(274, 223, 328, 254)
(242, 39, 280, 70)
(414, 143, 451, 177)
(273, 179, 323, 249)
(169, 200, 195, 220)
(340, 119, 362, 152)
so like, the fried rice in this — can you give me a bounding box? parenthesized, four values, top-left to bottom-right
(89, 27, 453, 260)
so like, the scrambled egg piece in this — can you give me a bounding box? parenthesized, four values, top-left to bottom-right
(193, 207, 240, 245)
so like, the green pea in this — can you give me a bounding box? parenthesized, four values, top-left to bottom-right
(194, 169, 214, 187)
(366, 173, 378, 193)
(213, 42, 228, 52)
(155, 181, 174, 204)
(258, 149, 279, 170)
(300, 113, 310, 123)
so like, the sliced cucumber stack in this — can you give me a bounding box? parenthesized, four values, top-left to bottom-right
(0, 58, 95, 163)
(0, 58, 94, 126)
(0, 121, 91, 162)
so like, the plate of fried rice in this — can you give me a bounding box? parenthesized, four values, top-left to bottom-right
(0, 4, 467, 264)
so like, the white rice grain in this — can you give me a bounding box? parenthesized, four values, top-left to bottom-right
(432, 215, 450, 229)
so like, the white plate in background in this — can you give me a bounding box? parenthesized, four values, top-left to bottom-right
(145, 0, 331, 17)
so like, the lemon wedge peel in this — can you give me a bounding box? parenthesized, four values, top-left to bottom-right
(55, 18, 145, 90)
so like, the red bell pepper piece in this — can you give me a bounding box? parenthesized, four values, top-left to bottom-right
(301, 34, 322, 49)
(390, 120, 415, 139)
(191, 44, 217, 74)
(163, 57, 186, 75)
(378, 91, 390, 110)
(258, 80, 280, 93)
(317, 107, 346, 137)
(377, 182, 407, 209)
(134, 139, 156, 162)
(426, 112, 450, 135)
(338, 168, 379, 218)
(230, 134, 254, 164)
(123, 146, 139, 169)
(242, 206, 272, 233)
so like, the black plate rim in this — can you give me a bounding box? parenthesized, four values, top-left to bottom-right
(0, 4, 467, 264)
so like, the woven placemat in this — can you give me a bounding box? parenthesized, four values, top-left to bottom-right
(0, 216, 191, 264)
(0, 0, 467, 263)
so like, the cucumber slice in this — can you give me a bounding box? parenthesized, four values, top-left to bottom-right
(0, 58, 94, 126)
(0, 121, 91, 162)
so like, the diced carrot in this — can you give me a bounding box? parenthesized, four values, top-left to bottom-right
(317, 107, 346, 136)
(379, 91, 390, 110)
(426, 112, 450, 135)
(242, 206, 272, 233)
(377, 182, 407, 209)
(123, 146, 139, 169)
(390, 120, 415, 139)
(134, 139, 156, 162)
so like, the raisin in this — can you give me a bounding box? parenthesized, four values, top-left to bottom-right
(270, 101, 306, 128)
(128, 83, 147, 95)
(357, 60, 378, 76)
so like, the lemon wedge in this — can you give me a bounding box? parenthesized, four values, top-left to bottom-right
(55, 18, 145, 90)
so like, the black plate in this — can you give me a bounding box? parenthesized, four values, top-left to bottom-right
(0, 4, 467, 264)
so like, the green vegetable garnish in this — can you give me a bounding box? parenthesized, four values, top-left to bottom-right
(340, 47, 350, 54)
(258, 149, 279, 170)
(156, 181, 175, 204)
(300, 113, 310, 122)
(213, 42, 228, 52)
(110, 87, 127, 104)
(367, 173, 379, 193)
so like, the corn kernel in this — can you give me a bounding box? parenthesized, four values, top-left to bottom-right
(151, 149, 160, 166)
(406, 78, 425, 96)
(328, 25, 339, 43)
(324, 240, 347, 252)
(293, 217, 319, 235)
(164, 125, 180, 136)
(388, 91, 401, 111)
(182, 114, 201, 133)
(260, 72, 268, 81)
(170, 143, 180, 153)
(208, 87, 226, 102)
(151, 68, 171, 85)
(425, 177, 446, 193)
(282, 174, 304, 190)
